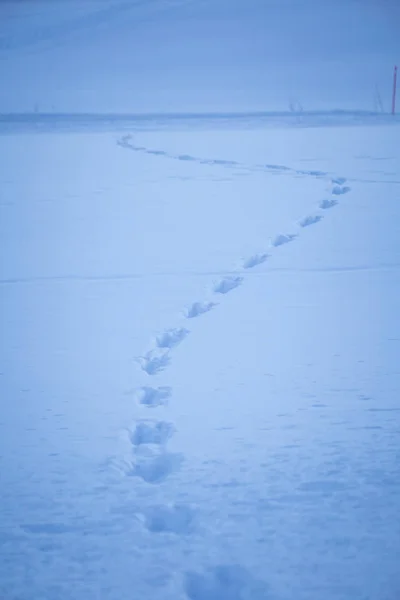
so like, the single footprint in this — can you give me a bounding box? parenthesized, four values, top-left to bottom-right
(129, 421, 175, 447)
(136, 386, 171, 408)
(117, 134, 132, 147)
(332, 177, 347, 185)
(178, 154, 197, 161)
(213, 276, 243, 294)
(210, 159, 237, 166)
(186, 301, 217, 319)
(298, 169, 327, 177)
(156, 327, 189, 349)
(299, 214, 323, 228)
(243, 253, 268, 269)
(143, 503, 195, 534)
(332, 184, 351, 196)
(319, 198, 338, 210)
(130, 451, 183, 484)
(265, 163, 290, 171)
(147, 150, 166, 156)
(139, 349, 170, 375)
(271, 233, 297, 247)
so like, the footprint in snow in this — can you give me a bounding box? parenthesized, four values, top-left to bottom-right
(130, 451, 183, 484)
(298, 169, 327, 177)
(299, 214, 323, 228)
(319, 198, 338, 210)
(243, 253, 268, 269)
(265, 163, 290, 172)
(207, 158, 238, 166)
(332, 177, 347, 185)
(136, 386, 171, 408)
(186, 301, 217, 319)
(332, 184, 351, 196)
(117, 135, 132, 147)
(142, 503, 195, 534)
(213, 276, 243, 294)
(156, 327, 189, 349)
(178, 154, 197, 161)
(139, 349, 170, 375)
(271, 233, 297, 247)
(147, 150, 167, 156)
(129, 421, 175, 447)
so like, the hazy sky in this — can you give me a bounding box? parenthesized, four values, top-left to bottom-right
(0, 0, 399, 112)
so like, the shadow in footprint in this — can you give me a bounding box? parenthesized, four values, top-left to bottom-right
(136, 386, 171, 408)
(178, 154, 197, 161)
(243, 253, 268, 269)
(156, 327, 189, 349)
(209, 159, 238, 166)
(144, 503, 195, 534)
(265, 164, 290, 172)
(139, 350, 170, 375)
(299, 215, 323, 228)
(271, 233, 297, 248)
(129, 421, 175, 446)
(186, 302, 217, 319)
(298, 169, 327, 177)
(131, 451, 183, 484)
(214, 276, 243, 294)
(319, 198, 338, 210)
(332, 184, 351, 196)
(184, 565, 270, 600)
(130, 421, 175, 447)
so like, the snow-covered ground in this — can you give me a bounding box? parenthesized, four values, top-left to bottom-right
(1, 119, 400, 600)
(1, 1, 400, 599)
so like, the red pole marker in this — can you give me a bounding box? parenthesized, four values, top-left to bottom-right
(392, 65, 398, 115)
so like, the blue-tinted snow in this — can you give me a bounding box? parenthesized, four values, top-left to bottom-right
(1, 2, 400, 600)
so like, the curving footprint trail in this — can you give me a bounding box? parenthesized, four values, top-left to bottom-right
(115, 136, 351, 595)
(117, 134, 330, 180)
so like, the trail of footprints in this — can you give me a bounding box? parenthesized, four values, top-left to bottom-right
(116, 151, 350, 596)
(118, 134, 330, 180)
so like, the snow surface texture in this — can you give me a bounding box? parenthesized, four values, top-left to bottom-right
(1, 122, 400, 600)
(1, 1, 400, 600)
